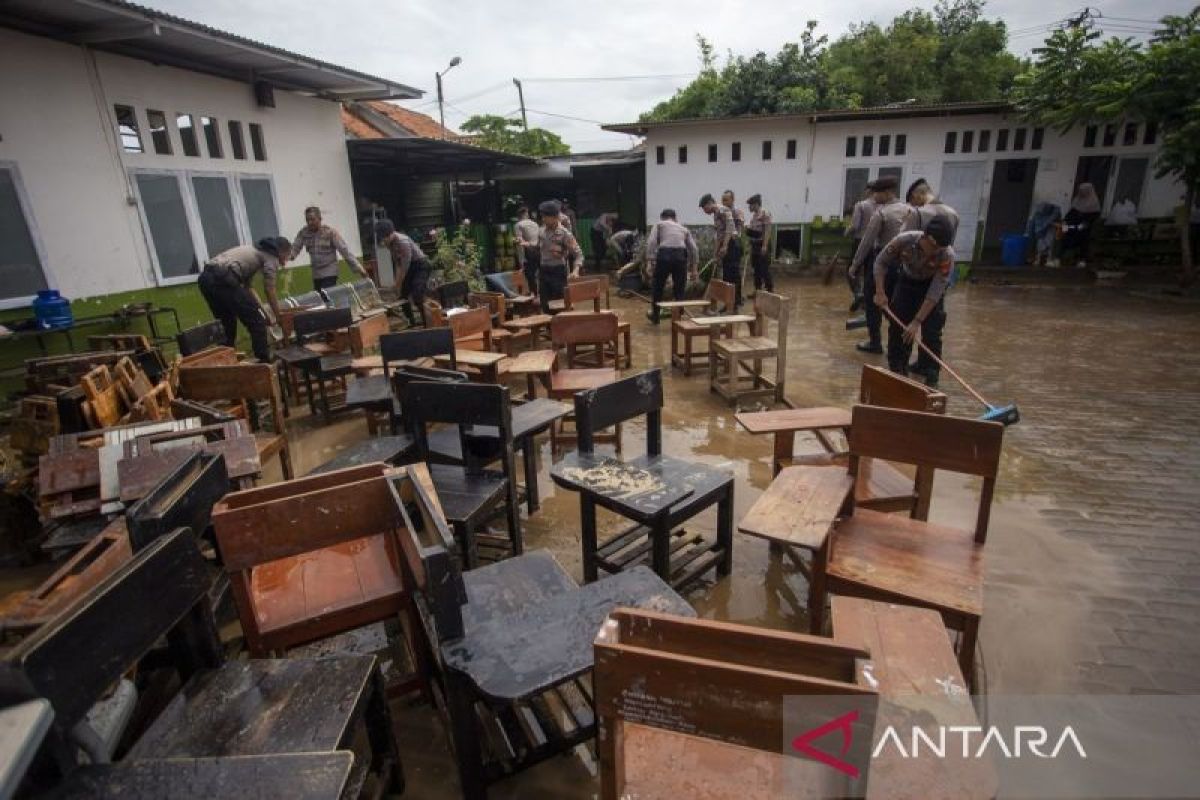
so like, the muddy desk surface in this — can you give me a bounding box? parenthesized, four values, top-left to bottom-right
(50, 752, 354, 799)
(444, 555, 693, 702)
(735, 406, 852, 434)
(550, 454, 695, 519)
(738, 465, 854, 551)
(307, 435, 416, 475)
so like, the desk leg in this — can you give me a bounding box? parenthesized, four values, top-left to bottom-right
(771, 431, 795, 476)
(445, 670, 488, 800)
(581, 495, 598, 583)
(651, 513, 671, 582)
(302, 370, 317, 415)
(521, 436, 539, 515)
(622, 328, 632, 368)
(808, 539, 829, 635)
(717, 484, 734, 576)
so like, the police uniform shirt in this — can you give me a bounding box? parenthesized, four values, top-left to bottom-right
(852, 199, 916, 270)
(747, 207, 773, 241)
(849, 198, 879, 238)
(712, 204, 736, 249)
(728, 206, 746, 235)
(208, 244, 281, 293)
(872, 230, 956, 304)
(907, 202, 961, 242)
(539, 224, 583, 267)
(386, 233, 425, 274)
(645, 220, 698, 265)
(291, 224, 362, 280)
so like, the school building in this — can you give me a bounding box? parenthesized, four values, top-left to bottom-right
(604, 101, 1184, 263)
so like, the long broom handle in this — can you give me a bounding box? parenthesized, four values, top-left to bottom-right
(882, 305, 992, 408)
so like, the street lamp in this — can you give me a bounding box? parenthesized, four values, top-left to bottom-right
(436, 56, 462, 140)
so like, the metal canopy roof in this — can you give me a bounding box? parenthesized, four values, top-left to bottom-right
(348, 137, 539, 179)
(1, 0, 421, 101)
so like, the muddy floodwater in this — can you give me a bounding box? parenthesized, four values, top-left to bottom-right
(24, 276, 1200, 798)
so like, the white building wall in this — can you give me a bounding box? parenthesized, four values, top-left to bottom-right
(641, 109, 1183, 256)
(0, 27, 360, 305)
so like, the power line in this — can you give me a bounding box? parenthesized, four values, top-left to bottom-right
(525, 108, 606, 125)
(518, 73, 697, 84)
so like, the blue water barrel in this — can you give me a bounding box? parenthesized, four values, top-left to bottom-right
(32, 289, 73, 330)
(1000, 234, 1029, 267)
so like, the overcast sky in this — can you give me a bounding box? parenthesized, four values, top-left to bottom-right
(151, 0, 1177, 152)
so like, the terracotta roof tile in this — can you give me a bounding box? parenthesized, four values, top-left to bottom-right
(363, 101, 458, 139)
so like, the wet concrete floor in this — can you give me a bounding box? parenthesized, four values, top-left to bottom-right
(279, 276, 1200, 797)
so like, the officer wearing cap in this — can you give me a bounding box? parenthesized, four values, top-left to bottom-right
(745, 194, 773, 293)
(375, 219, 432, 323)
(873, 216, 956, 387)
(537, 199, 583, 313)
(197, 237, 291, 362)
(701, 193, 742, 307)
(644, 208, 699, 323)
(850, 175, 911, 354)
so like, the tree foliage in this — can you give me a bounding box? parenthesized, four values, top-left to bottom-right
(639, 0, 1020, 121)
(459, 114, 570, 156)
(1013, 7, 1200, 280)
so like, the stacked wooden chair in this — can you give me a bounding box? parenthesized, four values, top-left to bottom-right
(709, 290, 791, 409)
(547, 311, 623, 453)
(671, 278, 737, 375)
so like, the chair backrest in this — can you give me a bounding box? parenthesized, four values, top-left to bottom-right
(403, 381, 513, 473)
(423, 299, 447, 328)
(551, 311, 618, 348)
(468, 291, 505, 318)
(170, 398, 237, 426)
(570, 273, 611, 308)
(351, 279, 383, 310)
(705, 279, 736, 313)
(447, 306, 493, 349)
(176, 320, 226, 357)
(388, 466, 467, 643)
(126, 452, 229, 552)
(437, 280, 470, 309)
(3, 529, 221, 739)
(752, 290, 789, 333)
(379, 328, 456, 376)
(564, 279, 604, 312)
(320, 283, 358, 312)
(848, 404, 1004, 542)
(284, 290, 327, 310)
(593, 608, 877, 800)
(176, 362, 285, 434)
(484, 270, 526, 299)
(858, 365, 946, 413)
(293, 307, 352, 343)
(575, 369, 662, 456)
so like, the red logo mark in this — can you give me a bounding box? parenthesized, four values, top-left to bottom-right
(791, 710, 861, 778)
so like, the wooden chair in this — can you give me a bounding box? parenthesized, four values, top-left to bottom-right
(484, 269, 536, 309)
(3, 528, 403, 798)
(387, 466, 691, 799)
(470, 291, 530, 354)
(211, 462, 431, 700)
(447, 305, 495, 353)
(175, 320, 226, 357)
(594, 608, 877, 800)
(548, 312, 622, 454)
(571, 272, 612, 308)
(550, 369, 735, 589)
(176, 362, 293, 480)
(291, 307, 355, 423)
(563, 280, 630, 368)
(811, 405, 1005, 685)
(126, 451, 229, 552)
(709, 290, 791, 409)
(403, 380, 521, 567)
(437, 280, 471, 310)
(671, 278, 737, 375)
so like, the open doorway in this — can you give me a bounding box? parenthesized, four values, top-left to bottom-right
(1074, 156, 1114, 206)
(982, 158, 1039, 260)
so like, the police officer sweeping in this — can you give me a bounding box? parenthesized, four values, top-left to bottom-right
(537, 200, 583, 313)
(746, 194, 773, 294)
(291, 206, 368, 291)
(873, 216, 956, 387)
(197, 237, 291, 363)
(850, 176, 909, 354)
(644, 209, 699, 323)
(701, 193, 741, 307)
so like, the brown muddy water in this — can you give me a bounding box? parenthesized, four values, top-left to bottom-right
(10, 276, 1200, 797)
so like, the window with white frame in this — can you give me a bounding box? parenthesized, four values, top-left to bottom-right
(114, 105, 143, 153)
(130, 168, 280, 284)
(0, 163, 50, 304)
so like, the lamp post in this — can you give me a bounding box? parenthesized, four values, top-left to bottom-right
(436, 56, 461, 140)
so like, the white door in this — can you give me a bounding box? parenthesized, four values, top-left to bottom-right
(939, 161, 986, 259)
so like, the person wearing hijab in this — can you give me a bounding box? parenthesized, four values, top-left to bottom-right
(1026, 198, 1063, 267)
(198, 237, 291, 362)
(1058, 183, 1102, 267)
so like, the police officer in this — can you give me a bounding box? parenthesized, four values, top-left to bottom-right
(844, 188, 878, 311)
(701, 193, 742, 307)
(905, 178, 961, 239)
(375, 220, 431, 323)
(721, 190, 745, 235)
(873, 216, 956, 387)
(645, 209, 699, 323)
(746, 194, 773, 293)
(197, 237, 291, 362)
(537, 200, 583, 313)
(291, 206, 369, 291)
(514, 205, 540, 295)
(609, 228, 640, 268)
(850, 176, 910, 353)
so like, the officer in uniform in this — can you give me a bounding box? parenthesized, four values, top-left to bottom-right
(701, 193, 742, 307)
(375, 220, 432, 323)
(722, 190, 745, 235)
(905, 179, 961, 239)
(514, 205, 541, 296)
(844, 188, 878, 311)
(198, 237, 291, 362)
(873, 216, 956, 387)
(850, 176, 911, 353)
(644, 209, 699, 323)
(746, 194, 773, 293)
(291, 206, 369, 291)
(537, 200, 583, 313)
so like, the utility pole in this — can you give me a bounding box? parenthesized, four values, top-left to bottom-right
(437, 72, 446, 138)
(513, 78, 528, 132)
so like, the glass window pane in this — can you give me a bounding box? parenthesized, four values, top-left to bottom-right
(944, 131, 956, 154)
(1122, 123, 1137, 146)
(786, 139, 797, 159)
(878, 165, 903, 186)
(862, 135, 873, 157)
(678, 145, 687, 163)
(962, 130, 974, 153)
(135, 173, 198, 278)
(1032, 127, 1045, 150)
(879, 134, 890, 156)
(708, 144, 717, 162)
(115, 105, 143, 153)
(978, 130, 991, 152)
(228, 121, 246, 160)
(146, 110, 171, 155)
(895, 134, 906, 155)
(249, 123, 266, 161)
(201, 117, 222, 158)
(762, 140, 772, 160)
(1112, 158, 1149, 209)
(655, 145, 664, 165)
(732, 142, 741, 162)
(1143, 123, 1158, 145)
(240, 177, 280, 242)
(845, 136, 856, 157)
(192, 176, 239, 257)
(996, 129, 1009, 151)
(177, 114, 199, 157)
(1102, 124, 1116, 147)
(0, 168, 48, 300)
(1014, 128, 1027, 151)
(1084, 125, 1097, 148)
(843, 167, 870, 217)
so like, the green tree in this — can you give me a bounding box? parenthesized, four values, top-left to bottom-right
(1013, 8, 1200, 282)
(459, 115, 569, 156)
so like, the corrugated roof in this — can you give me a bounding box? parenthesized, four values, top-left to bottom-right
(1, 0, 421, 100)
(603, 101, 1013, 135)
